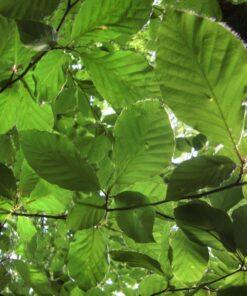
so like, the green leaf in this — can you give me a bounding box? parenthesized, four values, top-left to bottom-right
(70, 287, 85, 296)
(113, 100, 174, 187)
(114, 191, 155, 243)
(54, 87, 79, 115)
(83, 50, 160, 109)
(17, 217, 37, 243)
(123, 176, 167, 202)
(171, 230, 209, 283)
(25, 179, 72, 214)
(0, 266, 10, 290)
(72, 0, 152, 43)
(0, 163, 16, 199)
(0, 199, 13, 219)
(0, 235, 10, 252)
(176, 134, 207, 153)
(0, 89, 19, 134)
(67, 195, 105, 230)
(0, 0, 60, 20)
(139, 274, 167, 296)
(167, 156, 235, 200)
(68, 229, 108, 291)
(20, 130, 100, 192)
(224, 270, 247, 287)
(110, 251, 164, 274)
(174, 201, 236, 251)
(212, 249, 239, 270)
(17, 20, 56, 50)
(232, 205, 247, 256)
(0, 1, 246, 292)
(17, 96, 54, 132)
(209, 178, 244, 211)
(34, 50, 68, 101)
(122, 221, 170, 273)
(14, 260, 52, 295)
(0, 16, 31, 81)
(87, 135, 112, 165)
(155, 10, 247, 161)
(0, 134, 15, 164)
(19, 160, 39, 197)
(163, 0, 222, 19)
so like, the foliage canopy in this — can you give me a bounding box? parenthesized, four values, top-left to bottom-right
(0, 0, 246, 295)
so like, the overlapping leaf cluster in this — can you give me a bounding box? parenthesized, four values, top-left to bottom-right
(0, 0, 246, 295)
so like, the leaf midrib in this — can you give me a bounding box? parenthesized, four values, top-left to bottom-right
(178, 21, 242, 163)
(114, 109, 162, 184)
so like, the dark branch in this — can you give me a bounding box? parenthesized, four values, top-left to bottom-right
(0, 51, 47, 94)
(56, 0, 81, 32)
(0, 211, 67, 220)
(0, 0, 80, 94)
(20, 77, 35, 100)
(155, 211, 175, 221)
(107, 181, 247, 212)
(56, 0, 72, 31)
(151, 268, 246, 295)
(183, 180, 247, 200)
(11, 212, 67, 220)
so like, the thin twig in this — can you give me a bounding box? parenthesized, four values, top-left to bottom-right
(2, 70, 15, 89)
(107, 181, 247, 212)
(151, 268, 246, 295)
(155, 211, 175, 221)
(11, 212, 67, 220)
(0, 51, 47, 94)
(1, 182, 245, 219)
(56, 0, 71, 31)
(184, 181, 247, 200)
(0, 211, 66, 220)
(0, 0, 80, 94)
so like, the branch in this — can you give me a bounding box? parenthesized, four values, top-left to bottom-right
(56, 0, 81, 32)
(11, 212, 67, 220)
(0, 51, 47, 94)
(0, 211, 66, 220)
(107, 181, 247, 212)
(0, 0, 80, 94)
(183, 180, 247, 200)
(155, 211, 175, 221)
(152, 268, 246, 295)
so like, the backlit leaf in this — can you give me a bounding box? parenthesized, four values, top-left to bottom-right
(83, 50, 160, 109)
(0, 0, 60, 20)
(171, 230, 209, 283)
(156, 10, 247, 161)
(167, 156, 235, 200)
(20, 130, 100, 192)
(163, 0, 222, 19)
(111, 251, 163, 274)
(174, 201, 236, 251)
(72, 0, 152, 43)
(115, 191, 155, 243)
(113, 100, 174, 187)
(67, 195, 105, 230)
(68, 229, 108, 291)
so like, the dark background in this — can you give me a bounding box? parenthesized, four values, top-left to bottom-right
(219, 0, 247, 41)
